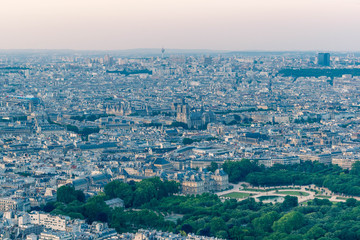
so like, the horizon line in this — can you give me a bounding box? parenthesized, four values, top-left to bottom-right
(0, 48, 358, 53)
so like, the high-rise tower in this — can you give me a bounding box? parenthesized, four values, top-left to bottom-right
(317, 53, 330, 66)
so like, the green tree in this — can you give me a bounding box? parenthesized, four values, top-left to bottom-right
(170, 121, 188, 129)
(75, 190, 85, 202)
(306, 225, 326, 239)
(312, 198, 332, 206)
(183, 138, 194, 145)
(109, 208, 129, 233)
(207, 162, 218, 173)
(181, 224, 193, 234)
(80, 127, 100, 135)
(346, 198, 357, 207)
(43, 201, 56, 212)
(351, 161, 360, 176)
(66, 124, 79, 133)
(83, 196, 110, 224)
(228, 227, 252, 240)
(133, 181, 158, 206)
(272, 211, 305, 234)
(57, 186, 85, 204)
(163, 180, 180, 196)
(252, 211, 279, 233)
(281, 195, 298, 210)
(216, 230, 229, 239)
(209, 217, 227, 235)
(67, 212, 84, 219)
(104, 180, 134, 207)
(223, 159, 261, 183)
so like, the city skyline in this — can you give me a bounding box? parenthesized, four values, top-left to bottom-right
(2, 0, 360, 239)
(1, 0, 360, 51)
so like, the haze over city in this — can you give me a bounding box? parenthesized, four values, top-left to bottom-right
(3, 0, 360, 239)
(1, 0, 360, 51)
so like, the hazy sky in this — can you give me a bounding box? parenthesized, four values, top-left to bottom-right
(0, 0, 359, 51)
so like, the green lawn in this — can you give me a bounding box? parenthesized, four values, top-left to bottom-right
(221, 192, 252, 198)
(315, 195, 331, 199)
(242, 188, 267, 192)
(271, 187, 301, 190)
(336, 197, 348, 200)
(277, 191, 310, 196)
(307, 189, 320, 194)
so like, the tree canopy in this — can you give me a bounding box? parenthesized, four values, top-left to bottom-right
(48, 175, 360, 239)
(223, 159, 360, 197)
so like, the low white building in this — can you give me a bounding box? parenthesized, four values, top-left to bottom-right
(39, 231, 72, 240)
(105, 198, 124, 209)
(29, 211, 69, 231)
